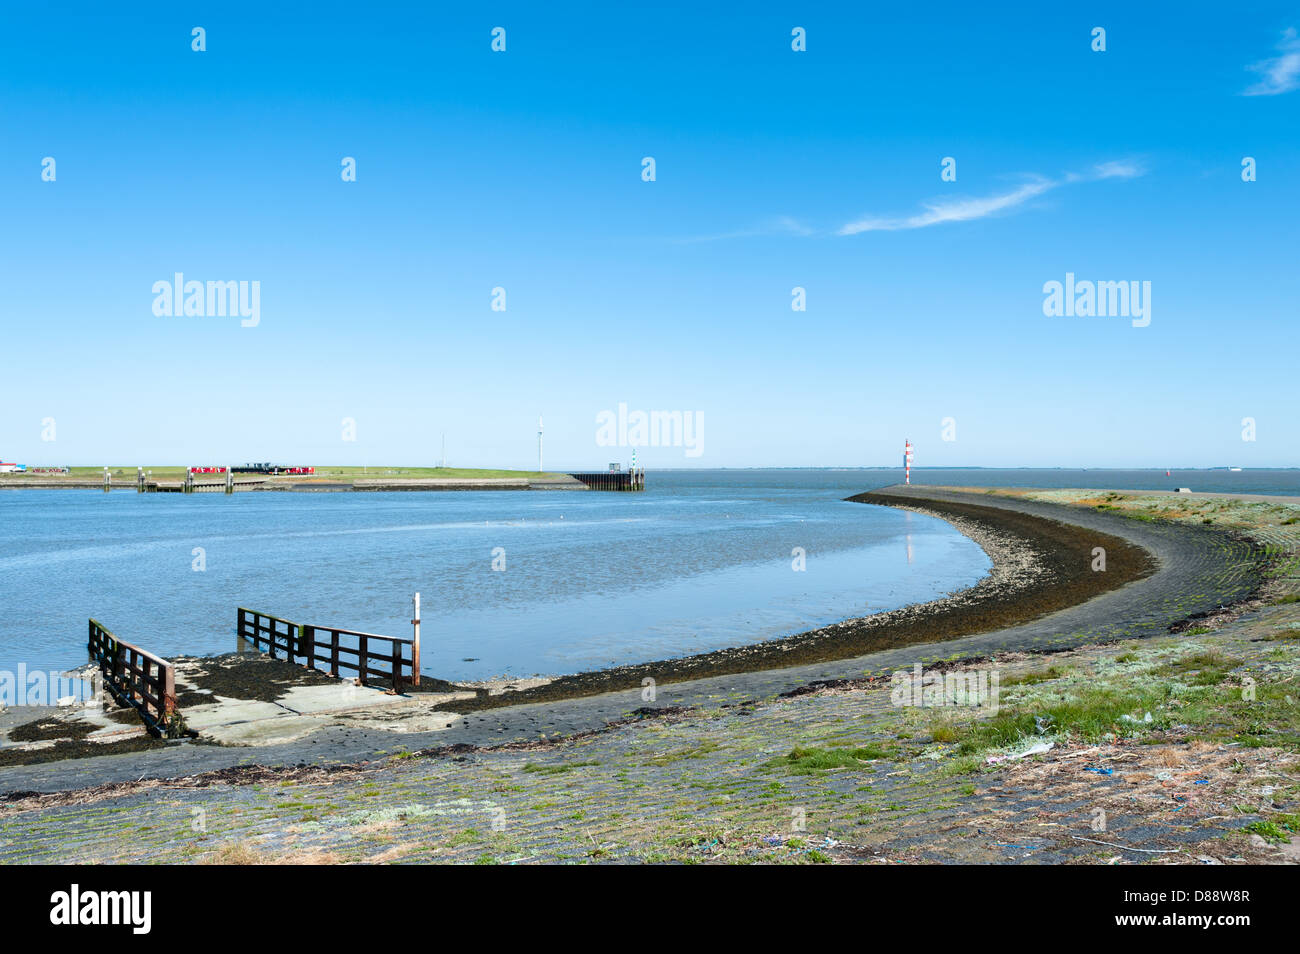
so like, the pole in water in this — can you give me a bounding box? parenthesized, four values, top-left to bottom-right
(410, 592, 421, 686)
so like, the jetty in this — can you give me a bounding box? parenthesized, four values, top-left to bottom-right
(568, 469, 645, 491)
(0, 468, 636, 493)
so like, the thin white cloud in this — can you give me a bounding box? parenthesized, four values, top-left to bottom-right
(1243, 28, 1300, 96)
(838, 178, 1052, 235)
(1089, 160, 1143, 180)
(838, 161, 1144, 236)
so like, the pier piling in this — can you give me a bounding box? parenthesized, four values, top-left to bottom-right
(568, 469, 645, 491)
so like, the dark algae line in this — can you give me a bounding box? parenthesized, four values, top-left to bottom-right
(417, 488, 1159, 712)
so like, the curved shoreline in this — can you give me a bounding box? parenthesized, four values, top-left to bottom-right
(2, 485, 1277, 795)
(418, 487, 1158, 712)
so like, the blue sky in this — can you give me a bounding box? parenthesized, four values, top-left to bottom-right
(1, 2, 1297, 469)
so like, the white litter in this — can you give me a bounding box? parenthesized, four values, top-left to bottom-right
(986, 741, 1055, 764)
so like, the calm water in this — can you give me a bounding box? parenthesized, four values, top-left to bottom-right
(1, 468, 1295, 680)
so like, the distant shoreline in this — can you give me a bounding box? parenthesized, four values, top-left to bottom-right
(0, 471, 589, 492)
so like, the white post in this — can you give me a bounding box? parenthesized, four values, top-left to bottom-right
(411, 592, 421, 686)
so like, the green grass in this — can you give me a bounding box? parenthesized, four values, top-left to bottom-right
(935, 642, 1300, 758)
(14, 465, 563, 480)
(521, 760, 600, 775)
(768, 744, 894, 775)
(305, 466, 563, 480)
(1259, 627, 1300, 642)
(1156, 650, 1232, 686)
(949, 685, 1171, 755)
(930, 722, 960, 743)
(1243, 815, 1300, 844)
(936, 755, 984, 778)
(1000, 666, 1067, 687)
(643, 741, 721, 766)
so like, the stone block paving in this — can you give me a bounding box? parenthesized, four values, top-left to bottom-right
(4, 603, 1296, 865)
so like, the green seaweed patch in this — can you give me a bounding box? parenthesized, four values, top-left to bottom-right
(1000, 665, 1068, 687)
(946, 685, 1172, 755)
(642, 741, 721, 766)
(521, 760, 600, 775)
(1155, 650, 1234, 686)
(767, 744, 894, 775)
(1242, 815, 1300, 844)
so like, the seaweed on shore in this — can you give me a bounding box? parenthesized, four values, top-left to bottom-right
(176, 652, 340, 705)
(414, 489, 1164, 714)
(0, 718, 171, 768)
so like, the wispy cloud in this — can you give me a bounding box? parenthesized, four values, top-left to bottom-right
(1243, 28, 1300, 96)
(1088, 160, 1144, 181)
(837, 161, 1143, 236)
(838, 178, 1052, 235)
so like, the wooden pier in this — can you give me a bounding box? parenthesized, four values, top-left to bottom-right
(568, 470, 645, 491)
(140, 472, 267, 493)
(237, 607, 418, 691)
(88, 619, 178, 737)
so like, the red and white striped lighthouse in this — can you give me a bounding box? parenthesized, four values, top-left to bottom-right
(903, 439, 914, 484)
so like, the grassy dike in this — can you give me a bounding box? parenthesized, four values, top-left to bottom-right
(1, 465, 563, 482)
(2, 489, 1298, 864)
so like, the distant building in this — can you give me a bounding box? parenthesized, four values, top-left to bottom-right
(232, 463, 315, 475)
